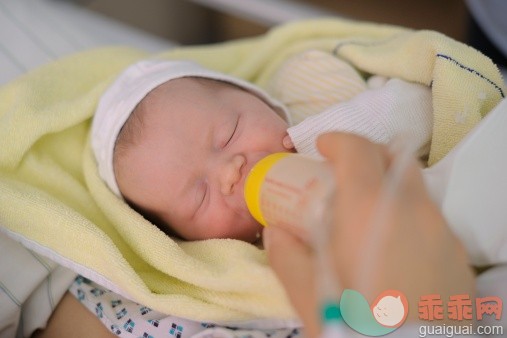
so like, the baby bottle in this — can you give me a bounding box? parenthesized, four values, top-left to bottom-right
(244, 153, 335, 238)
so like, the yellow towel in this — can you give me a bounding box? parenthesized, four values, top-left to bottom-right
(330, 30, 505, 164)
(0, 18, 504, 323)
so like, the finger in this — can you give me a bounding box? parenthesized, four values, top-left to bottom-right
(263, 226, 321, 338)
(282, 134, 294, 150)
(316, 132, 390, 239)
(316, 132, 389, 198)
(316, 133, 392, 277)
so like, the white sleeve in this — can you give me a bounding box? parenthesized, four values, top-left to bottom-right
(288, 78, 433, 159)
(475, 265, 507, 331)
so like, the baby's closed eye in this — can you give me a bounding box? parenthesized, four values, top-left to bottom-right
(194, 180, 208, 216)
(222, 117, 240, 148)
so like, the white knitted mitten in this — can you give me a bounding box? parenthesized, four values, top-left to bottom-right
(267, 49, 367, 125)
(288, 78, 433, 158)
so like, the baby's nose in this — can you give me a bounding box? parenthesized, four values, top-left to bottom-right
(220, 154, 246, 195)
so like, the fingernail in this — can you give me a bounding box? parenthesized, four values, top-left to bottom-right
(283, 136, 294, 149)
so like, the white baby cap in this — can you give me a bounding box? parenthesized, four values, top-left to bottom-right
(91, 59, 289, 197)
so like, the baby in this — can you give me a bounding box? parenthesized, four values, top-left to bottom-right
(92, 60, 295, 243)
(92, 54, 432, 243)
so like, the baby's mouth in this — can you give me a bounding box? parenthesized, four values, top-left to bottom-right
(238, 152, 278, 217)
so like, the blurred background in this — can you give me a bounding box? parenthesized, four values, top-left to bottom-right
(1, 0, 505, 84)
(76, 0, 507, 67)
(79, 0, 470, 44)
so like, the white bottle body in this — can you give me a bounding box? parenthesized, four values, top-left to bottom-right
(245, 153, 335, 238)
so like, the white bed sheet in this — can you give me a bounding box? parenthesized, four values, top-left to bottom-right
(0, 0, 176, 85)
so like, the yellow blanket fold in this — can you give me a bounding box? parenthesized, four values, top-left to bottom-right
(0, 18, 504, 323)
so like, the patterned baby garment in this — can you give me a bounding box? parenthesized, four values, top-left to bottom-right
(69, 276, 303, 338)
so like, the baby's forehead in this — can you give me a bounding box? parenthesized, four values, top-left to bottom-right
(93, 59, 288, 199)
(138, 77, 245, 115)
(133, 78, 191, 114)
(149, 77, 237, 96)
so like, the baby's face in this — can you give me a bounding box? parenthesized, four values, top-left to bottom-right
(115, 78, 291, 242)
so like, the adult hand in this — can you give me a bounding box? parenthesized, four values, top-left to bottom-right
(264, 132, 475, 338)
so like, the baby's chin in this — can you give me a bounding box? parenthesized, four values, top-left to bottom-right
(178, 216, 262, 242)
(227, 218, 264, 243)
